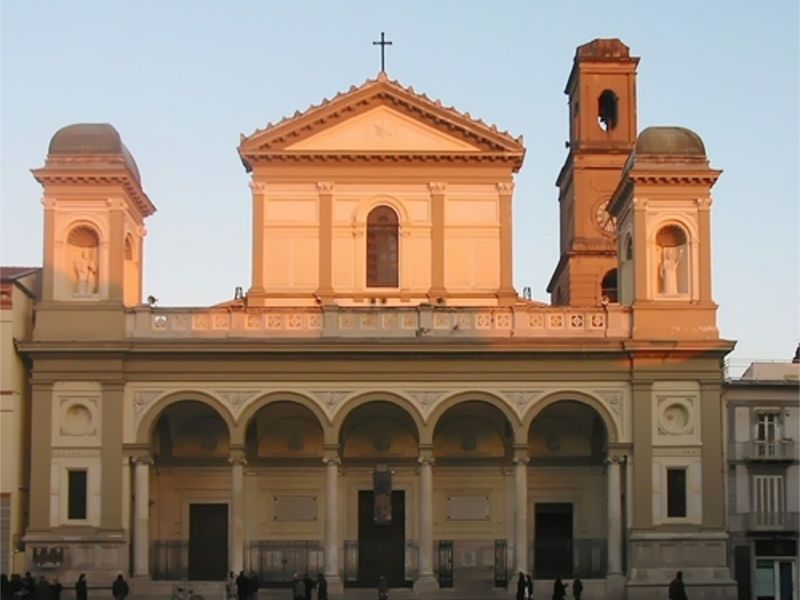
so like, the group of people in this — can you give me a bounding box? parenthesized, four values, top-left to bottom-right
(290, 573, 327, 600)
(225, 571, 260, 600)
(516, 572, 583, 600)
(0, 572, 100, 600)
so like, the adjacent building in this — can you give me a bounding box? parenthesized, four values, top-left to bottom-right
(10, 39, 741, 598)
(726, 359, 800, 600)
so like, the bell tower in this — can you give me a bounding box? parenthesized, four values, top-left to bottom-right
(32, 124, 155, 310)
(548, 39, 639, 306)
(609, 126, 721, 340)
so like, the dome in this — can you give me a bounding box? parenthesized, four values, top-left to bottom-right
(635, 127, 706, 156)
(48, 123, 141, 182)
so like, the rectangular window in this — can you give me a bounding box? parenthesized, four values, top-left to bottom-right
(755, 412, 780, 457)
(753, 475, 784, 527)
(67, 470, 87, 520)
(666, 468, 687, 518)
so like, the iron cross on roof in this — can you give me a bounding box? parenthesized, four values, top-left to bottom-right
(372, 32, 393, 73)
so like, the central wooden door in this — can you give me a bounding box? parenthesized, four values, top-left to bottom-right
(188, 503, 228, 580)
(534, 502, 573, 579)
(357, 490, 405, 587)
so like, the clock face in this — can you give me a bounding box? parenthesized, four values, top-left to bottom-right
(594, 200, 617, 236)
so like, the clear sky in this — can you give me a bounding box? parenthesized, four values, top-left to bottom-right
(1, 1, 798, 368)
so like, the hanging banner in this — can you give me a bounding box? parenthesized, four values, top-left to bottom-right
(373, 467, 392, 524)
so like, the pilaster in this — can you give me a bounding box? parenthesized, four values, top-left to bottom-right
(316, 181, 335, 303)
(497, 182, 516, 305)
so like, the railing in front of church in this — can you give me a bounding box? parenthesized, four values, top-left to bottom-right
(246, 540, 323, 586)
(343, 539, 418, 585)
(532, 538, 607, 579)
(152, 540, 188, 580)
(130, 305, 629, 339)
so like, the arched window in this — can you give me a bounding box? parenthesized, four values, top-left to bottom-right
(366, 206, 399, 288)
(601, 269, 618, 303)
(598, 90, 619, 131)
(656, 225, 689, 296)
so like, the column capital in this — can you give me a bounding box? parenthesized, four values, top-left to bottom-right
(316, 181, 335, 194)
(417, 455, 435, 467)
(323, 456, 342, 466)
(496, 182, 515, 196)
(606, 453, 627, 466)
(249, 181, 268, 194)
(513, 456, 530, 466)
(428, 182, 447, 195)
(131, 454, 153, 466)
(228, 456, 248, 467)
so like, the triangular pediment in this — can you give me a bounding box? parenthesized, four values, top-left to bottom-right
(239, 75, 525, 171)
(285, 105, 481, 152)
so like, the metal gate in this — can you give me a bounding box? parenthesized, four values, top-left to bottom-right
(494, 539, 508, 587)
(437, 540, 453, 588)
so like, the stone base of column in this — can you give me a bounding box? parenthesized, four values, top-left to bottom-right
(605, 573, 626, 599)
(325, 575, 344, 597)
(413, 574, 439, 593)
(129, 576, 153, 600)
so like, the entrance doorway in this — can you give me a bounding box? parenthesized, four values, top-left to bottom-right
(534, 503, 573, 579)
(188, 503, 228, 580)
(756, 558, 796, 600)
(356, 490, 406, 587)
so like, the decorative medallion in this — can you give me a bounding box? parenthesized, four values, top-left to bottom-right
(216, 390, 260, 414)
(405, 390, 443, 410)
(133, 390, 163, 415)
(504, 390, 544, 411)
(309, 390, 352, 410)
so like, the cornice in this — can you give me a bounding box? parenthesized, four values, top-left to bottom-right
(242, 152, 524, 171)
(31, 169, 156, 218)
(238, 77, 525, 172)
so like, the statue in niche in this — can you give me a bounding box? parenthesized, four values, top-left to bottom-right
(659, 246, 683, 295)
(73, 248, 98, 295)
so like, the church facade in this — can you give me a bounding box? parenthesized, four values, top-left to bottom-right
(17, 39, 738, 599)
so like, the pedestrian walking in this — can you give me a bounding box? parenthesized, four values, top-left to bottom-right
(302, 573, 313, 600)
(75, 574, 87, 600)
(292, 574, 304, 600)
(35, 577, 51, 600)
(572, 576, 582, 599)
(315, 573, 327, 600)
(525, 573, 534, 599)
(225, 572, 237, 600)
(668, 571, 688, 600)
(516, 571, 526, 600)
(552, 577, 567, 600)
(377, 575, 388, 600)
(50, 579, 62, 600)
(111, 574, 129, 600)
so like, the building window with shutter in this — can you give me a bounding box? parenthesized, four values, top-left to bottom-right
(666, 467, 687, 518)
(67, 470, 88, 520)
(366, 206, 399, 288)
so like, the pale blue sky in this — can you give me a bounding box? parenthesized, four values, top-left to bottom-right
(1, 1, 798, 366)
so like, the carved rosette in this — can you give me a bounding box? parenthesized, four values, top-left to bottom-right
(215, 390, 260, 417)
(309, 390, 352, 412)
(504, 390, 544, 413)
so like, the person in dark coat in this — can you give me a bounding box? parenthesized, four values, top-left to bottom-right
(74, 574, 87, 600)
(35, 577, 51, 600)
(668, 571, 688, 600)
(552, 577, 567, 600)
(377, 576, 388, 600)
(50, 579, 63, 600)
(248, 571, 259, 600)
(292, 574, 304, 600)
(235, 571, 247, 600)
(302, 573, 313, 600)
(525, 574, 534, 599)
(315, 573, 327, 600)
(111, 574, 129, 600)
(516, 571, 526, 600)
(22, 573, 34, 598)
(572, 576, 582, 599)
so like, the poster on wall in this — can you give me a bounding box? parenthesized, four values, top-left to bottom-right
(32, 547, 63, 569)
(373, 466, 392, 524)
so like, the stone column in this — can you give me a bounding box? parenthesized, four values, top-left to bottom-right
(316, 181, 335, 303)
(323, 454, 343, 593)
(230, 453, 247, 573)
(132, 455, 152, 577)
(427, 182, 447, 302)
(497, 182, 516, 305)
(414, 451, 438, 592)
(513, 453, 530, 575)
(607, 455, 623, 575)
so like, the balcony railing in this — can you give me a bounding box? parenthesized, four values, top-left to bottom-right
(734, 440, 797, 461)
(730, 511, 800, 532)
